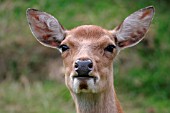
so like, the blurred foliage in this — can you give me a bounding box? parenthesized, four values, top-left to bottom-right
(0, 80, 75, 113)
(0, 0, 170, 113)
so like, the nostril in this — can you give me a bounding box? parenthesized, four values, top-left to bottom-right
(88, 62, 93, 69)
(75, 62, 79, 69)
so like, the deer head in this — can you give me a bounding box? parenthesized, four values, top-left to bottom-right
(26, 6, 154, 113)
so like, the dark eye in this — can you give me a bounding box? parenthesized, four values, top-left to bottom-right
(59, 44, 69, 52)
(104, 45, 116, 53)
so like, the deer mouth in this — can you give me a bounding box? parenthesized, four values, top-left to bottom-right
(73, 76, 97, 83)
(72, 75, 98, 93)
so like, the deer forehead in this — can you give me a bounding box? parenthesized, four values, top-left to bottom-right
(63, 25, 116, 48)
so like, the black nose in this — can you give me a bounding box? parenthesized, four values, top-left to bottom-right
(74, 59, 93, 76)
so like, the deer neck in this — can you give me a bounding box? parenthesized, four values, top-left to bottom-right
(72, 87, 117, 113)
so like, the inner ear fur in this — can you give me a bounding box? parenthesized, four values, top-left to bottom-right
(114, 6, 155, 49)
(26, 8, 66, 48)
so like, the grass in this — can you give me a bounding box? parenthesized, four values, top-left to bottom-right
(0, 0, 170, 113)
(0, 80, 169, 113)
(0, 80, 75, 113)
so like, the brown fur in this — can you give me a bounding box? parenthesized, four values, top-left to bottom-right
(140, 9, 152, 19)
(70, 25, 107, 39)
(61, 25, 122, 113)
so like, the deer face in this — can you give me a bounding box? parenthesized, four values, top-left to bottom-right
(60, 25, 118, 93)
(26, 7, 154, 94)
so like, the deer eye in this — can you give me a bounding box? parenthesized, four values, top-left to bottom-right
(59, 44, 69, 52)
(104, 45, 116, 53)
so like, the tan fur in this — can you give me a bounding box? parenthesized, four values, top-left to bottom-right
(61, 25, 122, 113)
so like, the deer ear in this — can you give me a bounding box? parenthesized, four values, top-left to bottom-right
(114, 6, 154, 49)
(26, 8, 65, 49)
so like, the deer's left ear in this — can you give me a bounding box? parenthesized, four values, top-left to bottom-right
(113, 6, 155, 49)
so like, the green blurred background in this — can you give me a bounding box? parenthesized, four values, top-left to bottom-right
(0, 0, 170, 113)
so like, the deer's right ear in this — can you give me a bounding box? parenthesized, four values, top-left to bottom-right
(26, 8, 65, 49)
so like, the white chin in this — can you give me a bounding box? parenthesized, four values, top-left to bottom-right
(72, 78, 97, 93)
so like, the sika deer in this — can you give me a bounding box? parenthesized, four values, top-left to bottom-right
(26, 6, 154, 113)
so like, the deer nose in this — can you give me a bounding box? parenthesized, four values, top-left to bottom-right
(74, 59, 93, 76)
